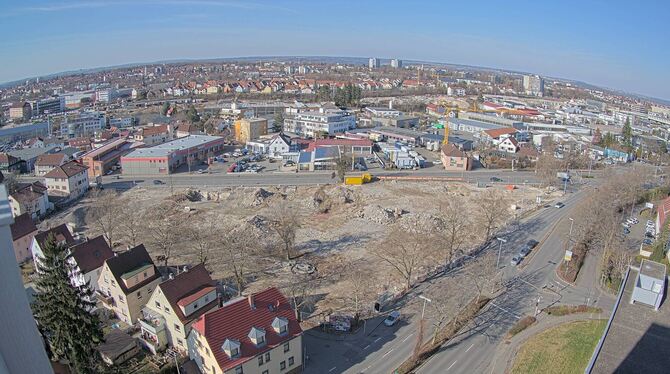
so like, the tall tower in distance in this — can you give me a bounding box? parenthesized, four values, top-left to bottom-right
(522, 74, 544, 97)
(368, 57, 380, 69)
(391, 59, 402, 68)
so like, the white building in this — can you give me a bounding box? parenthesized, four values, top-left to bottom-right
(391, 59, 402, 68)
(523, 75, 544, 97)
(368, 57, 380, 69)
(44, 160, 89, 201)
(284, 109, 356, 138)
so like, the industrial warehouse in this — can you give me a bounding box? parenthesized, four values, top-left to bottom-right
(120, 135, 225, 175)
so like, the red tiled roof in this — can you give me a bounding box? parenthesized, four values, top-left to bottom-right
(483, 127, 517, 139)
(159, 264, 217, 323)
(44, 160, 88, 179)
(441, 143, 466, 158)
(658, 196, 670, 231)
(69, 235, 114, 274)
(141, 124, 169, 137)
(36, 153, 67, 167)
(10, 213, 37, 241)
(193, 287, 302, 373)
(177, 286, 216, 307)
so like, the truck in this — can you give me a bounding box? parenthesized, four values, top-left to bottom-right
(556, 172, 571, 181)
(344, 173, 372, 185)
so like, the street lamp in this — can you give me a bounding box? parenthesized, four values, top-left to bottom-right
(568, 217, 574, 237)
(418, 295, 432, 320)
(496, 237, 507, 269)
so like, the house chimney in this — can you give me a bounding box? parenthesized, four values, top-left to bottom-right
(389, 99, 393, 109)
(248, 294, 255, 309)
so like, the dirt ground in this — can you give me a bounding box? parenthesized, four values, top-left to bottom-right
(42, 180, 545, 319)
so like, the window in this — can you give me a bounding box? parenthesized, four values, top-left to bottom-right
(234, 366, 243, 374)
(164, 306, 170, 313)
(280, 361, 286, 370)
(257, 334, 265, 345)
(155, 301, 161, 308)
(118, 295, 125, 303)
(262, 371, 269, 374)
(258, 356, 264, 366)
(174, 324, 181, 331)
(177, 339, 183, 346)
(280, 325, 288, 334)
(283, 342, 290, 353)
(143, 271, 147, 278)
(288, 357, 294, 366)
(205, 347, 209, 356)
(231, 347, 239, 357)
(264, 352, 270, 362)
(193, 303, 198, 309)
(137, 291, 142, 299)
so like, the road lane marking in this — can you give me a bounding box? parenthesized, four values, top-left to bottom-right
(490, 303, 521, 319)
(448, 360, 458, 370)
(328, 367, 337, 373)
(401, 333, 414, 343)
(374, 337, 381, 343)
(364, 344, 370, 350)
(465, 343, 475, 352)
(382, 349, 394, 358)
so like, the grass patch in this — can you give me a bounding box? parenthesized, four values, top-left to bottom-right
(512, 319, 606, 374)
(545, 305, 602, 316)
(507, 316, 536, 338)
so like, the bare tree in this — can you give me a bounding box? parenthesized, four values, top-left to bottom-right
(270, 202, 301, 260)
(186, 216, 216, 266)
(144, 202, 184, 268)
(118, 198, 143, 248)
(476, 190, 508, 241)
(344, 266, 377, 319)
(335, 152, 351, 183)
(436, 197, 470, 269)
(281, 270, 320, 322)
(535, 153, 563, 187)
(87, 190, 122, 248)
(1, 171, 20, 194)
(371, 227, 436, 290)
(218, 224, 262, 296)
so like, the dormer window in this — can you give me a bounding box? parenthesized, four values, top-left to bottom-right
(248, 327, 266, 347)
(272, 317, 289, 336)
(222, 339, 241, 359)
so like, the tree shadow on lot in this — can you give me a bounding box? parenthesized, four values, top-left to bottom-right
(296, 234, 371, 255)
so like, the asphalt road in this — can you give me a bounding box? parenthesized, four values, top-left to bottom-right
(98, 169, 567, 190)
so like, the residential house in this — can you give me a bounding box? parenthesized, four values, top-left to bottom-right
(268, 134, 293, 158)
(0, 153, 21, 172)
(98, 244, 162, 324)
(8, 181, 50, 219)
(9, 102, 32, 121)
(31, 224, 75, 270)
(176, 123, 201, 138)
(139, 264, 219, 354)
(44, 161, 89, 201)
(187, 287, 303, 374)
(69, 235, 115, 292)
(481, 127, 518, 144)
(440, 144, 471, 171)
(498, 137, 520, 154)
(135, 125, 172, 146)
(34, 153, 68, 176)
(10, 213, 38, 264)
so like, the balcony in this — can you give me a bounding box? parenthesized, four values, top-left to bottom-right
(96, 290, 115, 308)
(139, 308, 167, 355)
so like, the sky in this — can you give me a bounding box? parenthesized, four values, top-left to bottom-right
(1, 0, 669, 100)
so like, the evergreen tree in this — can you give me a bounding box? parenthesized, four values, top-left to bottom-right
(160, 101, 170, 116)
(622, 117, 633, 147)
(186, 105, 200, 123)
(273, 111, 284, 132)
(33, 234, 103, 373)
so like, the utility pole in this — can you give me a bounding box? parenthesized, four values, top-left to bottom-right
(569, 217, 574, 238)
(496, 237, 507, 269)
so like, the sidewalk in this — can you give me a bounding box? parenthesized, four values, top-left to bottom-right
(487, 311, 609, 374)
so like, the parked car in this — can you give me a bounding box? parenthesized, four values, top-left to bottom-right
(227, 163, 237, 173)
(519, 246, 531, 258)
(511, 255, 522, 266)
(622, 222, 631, 229)
(526, 240, 539, 249)
(490, 177, 503, 182)
(153, 180, 164, 185)
(354, 163, 368, 171)
(645, 231, 655, 238)
(554, 202, 565, 209)
(623, 228, 631, 235)
(384, 311, 401, 327)
(643, 238, 653, 245)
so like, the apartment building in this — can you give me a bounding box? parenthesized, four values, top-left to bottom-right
(135, 124, 172, 146)
(8, 181, 50, 219)
(34, 153, 68, 176)
(9, 213, 38, 264)
(284, 109, 355, 138)
(234, 118, 268, 144)
(98, 244, 162, 324)
(44, 161, 89, 201)
(188, 287, 303, 374)
(139, 264, 219, 354)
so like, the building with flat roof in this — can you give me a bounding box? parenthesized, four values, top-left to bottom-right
(0, 122, 50, 143)
(447, 118, 505, 136)
(234, 117, 268, 143)
(284, 109, 355, 138)
(121, 135, 225, 175)
(587, 263, 670, 374)
(80, 137, 133, 178)
(370, 126, 424, 145)
(523, 74, 544, 97)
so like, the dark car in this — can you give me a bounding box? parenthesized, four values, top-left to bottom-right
(490, 177, 503, 182)
(519, 246, 531, 258)
(526, 240, 539, 249)
(623, 228, 631, 235)
(152, 180, 165, 185)
(643, 238, 653, 245)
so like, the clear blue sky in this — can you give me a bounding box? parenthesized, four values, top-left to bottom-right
(1, 0, 668, 100)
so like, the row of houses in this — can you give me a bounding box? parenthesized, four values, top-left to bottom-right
(16, 220, 303, 373)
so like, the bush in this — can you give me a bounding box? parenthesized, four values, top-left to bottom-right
(507, 316, 536, 338)
(545, 304, 602, 316)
